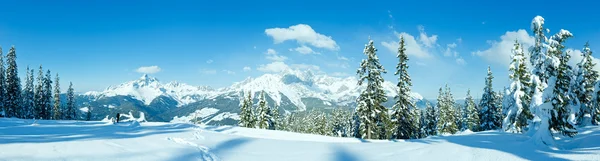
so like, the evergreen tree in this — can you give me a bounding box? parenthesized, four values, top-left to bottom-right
(53, 74, 61, 120)
(391, 36, 416, 139)
(424, 100, 437, 136)
(504, 41, 534, 133)
(269, 105, 280, 130)
(238, 91, 254, 128)
(34, 65, 46, 119)
(256, 91, 270, 129)
(575, 42, 599, 125)
(22, 66, 35, 119)
(5, 46, 21, 118)
(66, 82, 76, 120)
(44, 70, 53, 119)
(0, 47, 5, 117)
(437, 85, 458, 134)
(355, 38, 388, 139)
(548, 30, 577, 137)
(464, 89, 480, 131)
(331, 107, 351, 137)
(418, 109, 427, 138)
(86, 107, 92, 121)
(411, 108, 423, 138)
(314, 111, 328, 136)
(480, 66, 501, 130)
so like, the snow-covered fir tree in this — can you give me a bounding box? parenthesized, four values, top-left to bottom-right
(355, 38, 388, 139)
(464, 89, 480, 132)
(256, 91, 270, 129)
(424, 101, 437, 136)
(0, 47, 5, 117)
(53, 74, 61, 120)
(437, 85, 458, 134)
(65, 82, 76, 120)
(22, 66, 35, 119)
(314, 111, 328, 136)
(480, 66, 501, 131)
(503, 40, 534, 133)
(5, 46, 21, 118)
(547, 29, 577, 137)
(269, 105, 279, 130)
(238, 91, 254, 128)
(411, 108, 423, 138)
(34, 65, 46, 119)
(391, 36, 417, 139)
(331, 107, 352, 137)
(418, 108, 427, 138)
(454, 101, 465, 132)
(574, 42, 598, 125)
(44, 70, 53, 119)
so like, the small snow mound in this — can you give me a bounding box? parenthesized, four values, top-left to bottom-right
(129, 120, 141, 127)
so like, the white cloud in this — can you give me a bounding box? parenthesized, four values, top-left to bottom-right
(243, 66, 252, 72)
(567, 49, 600, 72)
(444, 43, 459, 57)
(265, 48, 287, 62)
(472, 29, 534, 67)
(447, 43, 457, 48)
(456, 58, 466, 65)
(223, 70, 236, 75)
(417, 25, 438, 48)
(291, 63, 320, 71)
(206, 59, 213, 64)
(294, 45, 318, 54)
(265, 24, 339, 51)
(257, 62, 290, 73)
(135, 66, 161, 74)
(338, 56, 349, 61)
(200, 69, 217, 75)
(382, 31, 433, 59)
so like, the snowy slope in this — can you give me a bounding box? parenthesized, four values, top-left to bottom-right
(1, 118, 599, 161)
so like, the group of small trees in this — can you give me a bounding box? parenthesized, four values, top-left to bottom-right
(0, 46, 79, 120)
(238, 91, 280, 130)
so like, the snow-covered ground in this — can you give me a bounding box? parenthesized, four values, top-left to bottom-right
(1, 118, 599, 161)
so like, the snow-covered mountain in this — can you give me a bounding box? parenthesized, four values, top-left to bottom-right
(79, 69, 427, 124)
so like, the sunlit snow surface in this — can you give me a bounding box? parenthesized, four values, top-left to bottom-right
(1, 118, 599, 161)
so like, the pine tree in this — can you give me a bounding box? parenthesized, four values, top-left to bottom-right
(548, 30, 577, 137)
(464, 89, 480, 131)
(391, 36, 416, 139)
(44, 70, 53, 119)
(238, 91, 254, 128)
(66, 82, 76, 120)
(34, 65, 46, 119)
(503, 41, 534, 133)
(437, 85, 458, 134)
(480, 66, 501, 131)
(355, 38, 388, 139)
(269, 105, 280, 130)
(22, 66, 35, 119)
(575, 42, 599, 125)
(256, 91, 270, 129)
(53, 73, 61, 120)
(0, 47, 5, 117)
(331, 107, 351, 137)
(411, 108, 423, 138)
(5, 46, 21, 118)
(424, 100, 437, 136)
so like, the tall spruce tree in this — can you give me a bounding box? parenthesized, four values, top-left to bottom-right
(0, 47, 5, 117)
(424, 97, 437, 136)
(391, 36, 416, 139)
(355, 38, 388, 139)
(5, 46, 21, 118)
(504, 41, 534, 133)
(34, 65, 46, 119)
(66, 82, 76, 120)
(256, 91, 270, 129)
(44, 70, 53, 119)
(437, 84, 458, 134)
(464, 89, 480, 131)
(238, 91, 254, 128)
(53, 73, 61, 120)
(480, 66, 501, 130)
(548, 30, 577, 137)
(22, 66, 35, 119)
(575, 42, 599, 125)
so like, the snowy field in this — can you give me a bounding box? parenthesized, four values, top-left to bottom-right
(0, 118, 599, 161)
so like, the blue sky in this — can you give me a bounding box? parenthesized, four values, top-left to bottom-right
(0, 0, 599, 99)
